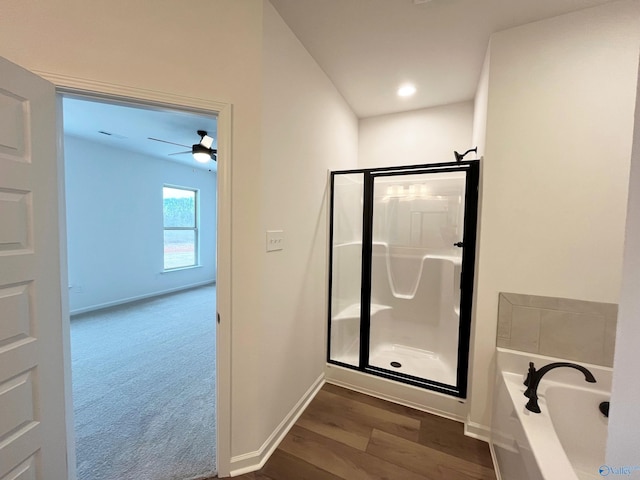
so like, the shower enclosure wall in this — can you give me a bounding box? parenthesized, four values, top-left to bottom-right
(328, 161, 479, 397)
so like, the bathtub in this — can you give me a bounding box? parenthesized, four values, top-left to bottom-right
(491, 348, 611, 480)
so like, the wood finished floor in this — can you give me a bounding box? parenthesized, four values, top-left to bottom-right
(232, 383, 496, 480)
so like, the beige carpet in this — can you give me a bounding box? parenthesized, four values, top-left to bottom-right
(71, 284, 217, 480)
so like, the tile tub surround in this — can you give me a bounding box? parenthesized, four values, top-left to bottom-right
(497, 293, 617, 367)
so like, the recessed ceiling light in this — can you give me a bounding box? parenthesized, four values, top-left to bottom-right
(397, 84, 417, 97)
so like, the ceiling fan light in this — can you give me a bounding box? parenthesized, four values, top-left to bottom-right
(192, 143, 211, 163)
(193, 152, 211, 163)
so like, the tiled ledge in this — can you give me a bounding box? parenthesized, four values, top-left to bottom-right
(497, 292, 617, 367)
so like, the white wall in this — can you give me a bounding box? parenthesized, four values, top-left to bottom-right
(469, 1, 640, 435)
(607, 56, 640, 468)
(468, 48, 491, 422)
(471, 48, 490, 158)
(358, 102, 474, 168)
(253, 0, 358, 459)
(64, 135, 216, 313)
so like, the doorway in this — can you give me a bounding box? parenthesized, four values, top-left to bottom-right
(61, 94, 218, 479)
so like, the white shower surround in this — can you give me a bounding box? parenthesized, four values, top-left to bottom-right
(369, 243, 461, 385)
(330, 242, 461, 385)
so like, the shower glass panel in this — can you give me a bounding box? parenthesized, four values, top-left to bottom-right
(328, 172, 364, 367)
(368, 171, 467, 387)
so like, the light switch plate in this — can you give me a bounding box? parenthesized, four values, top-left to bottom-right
(266, 230, 284, 252)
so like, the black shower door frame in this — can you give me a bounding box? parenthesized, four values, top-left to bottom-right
(327, 160, 479, 398)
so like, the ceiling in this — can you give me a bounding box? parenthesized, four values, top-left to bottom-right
(61, 0, 617, 161)
(62, 96, 218, 171)
(270, 0, 619, 118)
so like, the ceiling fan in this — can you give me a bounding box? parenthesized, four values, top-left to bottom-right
(148, 130, 217, 163)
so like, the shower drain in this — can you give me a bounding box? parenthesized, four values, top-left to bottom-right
(390, 361, 402, 368)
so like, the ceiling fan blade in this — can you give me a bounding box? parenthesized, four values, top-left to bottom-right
(168, 150, 191, 156)
(148, 137, 190, 148)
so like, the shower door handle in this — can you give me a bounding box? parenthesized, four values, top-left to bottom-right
(453, 242, 464, 248)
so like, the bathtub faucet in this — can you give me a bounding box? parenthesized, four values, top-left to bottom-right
(523, 361, 596, 413)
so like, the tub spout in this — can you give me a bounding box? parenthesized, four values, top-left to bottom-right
(523, 361, 596, 413)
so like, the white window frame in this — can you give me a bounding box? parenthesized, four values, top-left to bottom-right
(163, 184, 199, 271)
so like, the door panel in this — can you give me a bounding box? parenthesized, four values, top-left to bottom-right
(0, 190, 30, 249)
(0, 56, 67, 479)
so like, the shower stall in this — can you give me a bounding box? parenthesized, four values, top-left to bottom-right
(327, 161, 479, 397)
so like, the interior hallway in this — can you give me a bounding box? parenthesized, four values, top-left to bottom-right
(70, 284, 217, 480)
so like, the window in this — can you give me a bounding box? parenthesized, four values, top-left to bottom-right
(163, 186, 198, 270)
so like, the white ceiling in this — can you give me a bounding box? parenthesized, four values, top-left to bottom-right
(62, 96, 218, 171)
(62, 0, 618, 159)
(269, 0, 619, 118)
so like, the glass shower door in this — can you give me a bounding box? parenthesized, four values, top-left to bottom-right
(327, 161, 479, 398)
(365, 167, 475, 395)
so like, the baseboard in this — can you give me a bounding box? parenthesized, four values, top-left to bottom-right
(464, 420, 491, 442)
(69, 280, 215, 315)
(325, 363, 467, 422)
(229, 373, 325, 477)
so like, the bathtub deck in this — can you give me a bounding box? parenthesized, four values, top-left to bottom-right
(232, 383, 496, 480)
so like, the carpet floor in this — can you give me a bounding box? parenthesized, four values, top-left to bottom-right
(71, 284, 217, 480)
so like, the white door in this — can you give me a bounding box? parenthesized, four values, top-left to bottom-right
(0, 57, 68, 479)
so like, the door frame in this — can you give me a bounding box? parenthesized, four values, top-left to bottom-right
(37, 70, 233, 478)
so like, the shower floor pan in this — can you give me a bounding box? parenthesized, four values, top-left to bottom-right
(369, 343, 456, 386)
